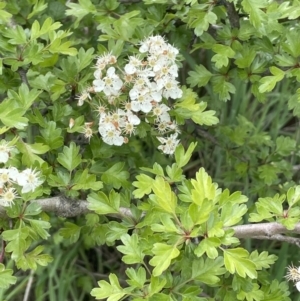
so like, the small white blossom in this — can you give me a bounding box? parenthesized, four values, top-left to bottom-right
(0, 141, 14, 163)
(0, 187, 18, 207)
(17, 168, 43, 193)
(93, 67, 123, 96)
(124, 55, 143, 75)
(76, 89, 91, 106)
(157, 133, 180, 155)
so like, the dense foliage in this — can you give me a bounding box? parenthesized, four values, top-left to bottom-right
(1, 0, 300, 300)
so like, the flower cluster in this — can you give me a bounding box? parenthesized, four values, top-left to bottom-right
(0, 167, 43, 207)
(286, 264, 300, 291)
(78, 35, 182, 155)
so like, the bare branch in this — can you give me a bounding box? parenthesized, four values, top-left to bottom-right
(2, 197, 300, 245)
(223, 0, 240, 29)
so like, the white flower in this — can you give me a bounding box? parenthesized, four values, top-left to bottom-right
(152, 103, 171, 123)
(76, 89, 91, 106)
(157, 76, 182, 99)
(17, 168, 43, 193)
(0, 167, 18, 188)
(0, 187, 18, 207)
(0, 140, 13, 163)
(124, 55, 142, 74)
(157, 133, 180, 155)
(93, 67, 123, 96)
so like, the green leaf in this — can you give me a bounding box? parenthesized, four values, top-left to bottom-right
(275, 136, 296, 156)
(249, 250, 278, 270)
(175, 142, 197, 168)
(101, 162, 130, 189)
(151, 176, 177, 214)
(224, 248, 257, 278)
(26, 219, 51, 240)
(221, 203, 248, 227)
(191, 257, 225, 285)
(241, 0, 267, 28)
(3, 25, 27, 44)
(191, 168, 218, 206)
(0, 263, 17, 288)
(91, 274, 128, 301)
(189, 10, 217, 36)
(37, 121, 64, 149)
(27, 0, 48, 19)
(189, 200, 215, 225)
(57, 142, 81, 171)
(16, 246, 53, 270)
(287, 186, 300, 207)
(187, 65, 212, 87)
(133, 174, 154, 198)
(87, 191, 120, 215)
(212, 44, 235, 68)
(237, 283, 264, 301)
(258, 66, 285, 93)
(72, 169, 103, 191)
(125, 267, 146, 289)
(3, 228, 30, 259)
(149, 243, 180, 277)
(117, 234, 145, 264)
(194, 237, 221, 259)
(191, 103, 219, 126)
(17, 141, 48, 165)
(59, 222, 81, 243)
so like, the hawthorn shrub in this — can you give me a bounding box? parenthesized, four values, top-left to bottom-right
(1, 0, 300, 300)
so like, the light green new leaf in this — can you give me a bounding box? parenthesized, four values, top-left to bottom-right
(117, 234, 145, 264)
(259, 66, 285, 93)
(125, 267, 146, 289)
(189, 200, 215, 225)
(132, 174, 154, 198)
(191, 108, 219, 126)
(149, 243, 180, 277)
(287, 186, 300, 207)
(148, 276, 167, 296)
(175, 142, 197, 168)
(221, 203, 248, 227)
(91, 274, 127, 301)
(224, 248, 257, 278)
(3, 227, 30, 259)
(57, 142, 81, 171)
(151, 176, 177, 214)
(250, 250, 278, 270)
(26, 219, 51, 240)
(87, 191, 120, 215)
(191, 168, 218, 206)
(237, 283, 264, 301)
(194, 237, 221, 259)
(187, 65, 212, 87)
(16, 246, 53, 270)
(0, 264, 17, 289)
